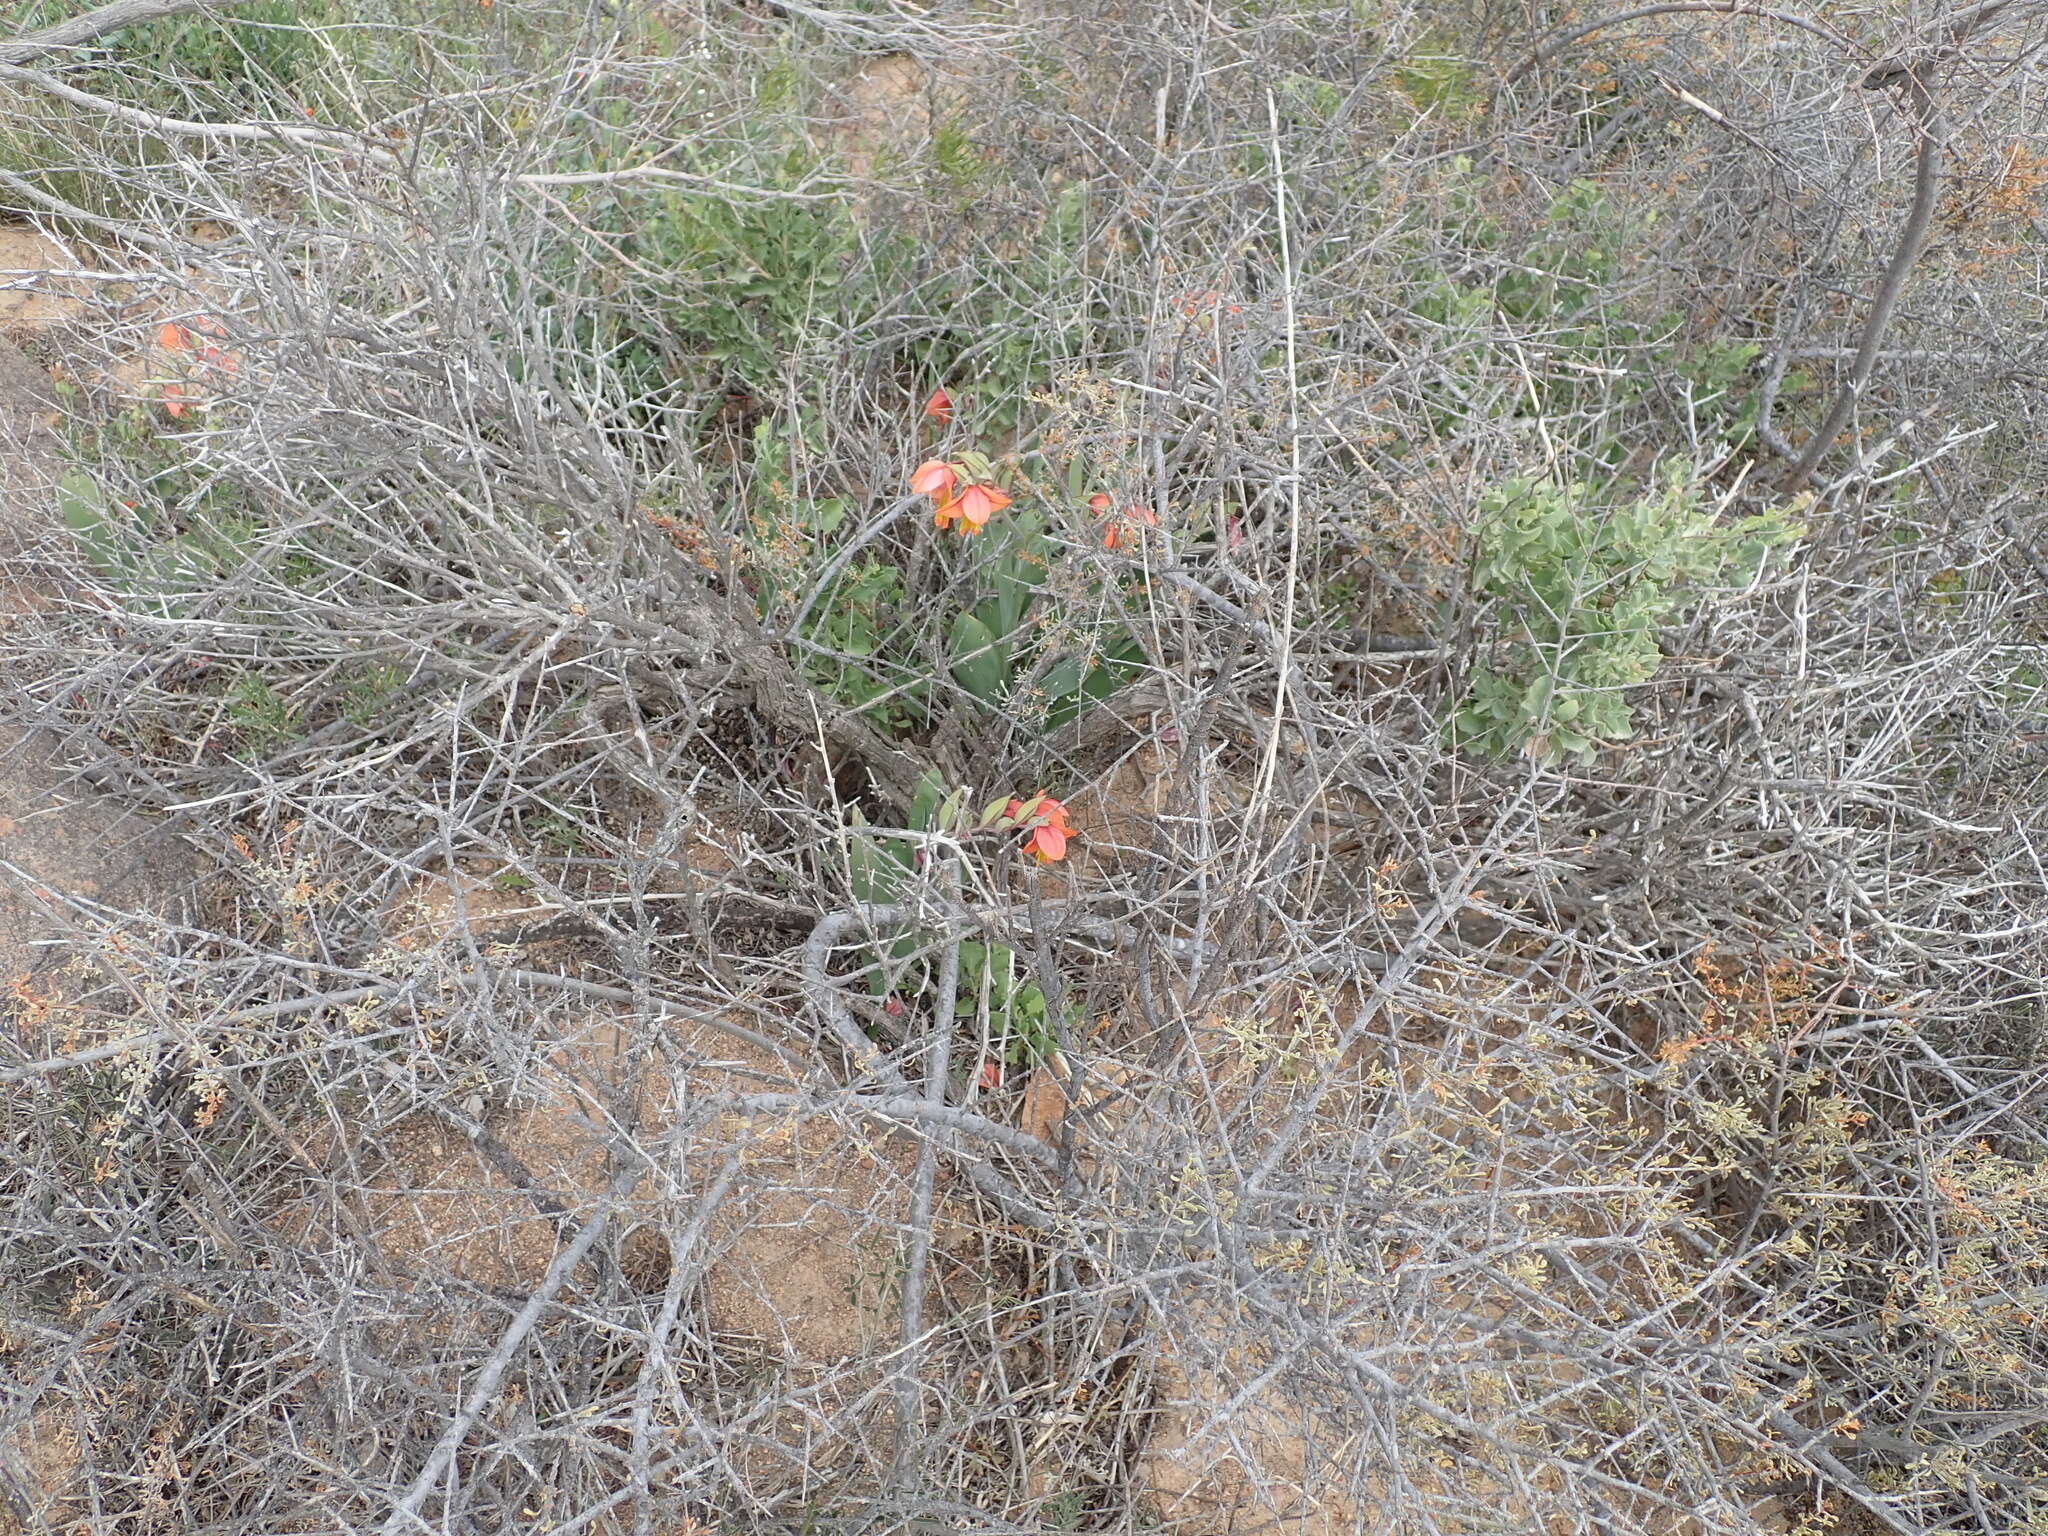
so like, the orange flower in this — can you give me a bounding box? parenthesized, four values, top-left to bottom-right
(155, 315, 239, 417)
(911, 459, 957, 500)
(1004, 795, 1074, 863)
(1087, 492, 1112, 516)
(916, 459, 1010, 536)
(1177, 289, 1242, 319)
(923, 387, 954, 424)
(952, 481, 1010, 532)
(1101, 501, 1158, 551)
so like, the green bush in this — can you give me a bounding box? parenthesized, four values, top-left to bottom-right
(1450, 460, 1799, 762)
(0, 0, 496, 225)
(1399, 170, 1777, 465)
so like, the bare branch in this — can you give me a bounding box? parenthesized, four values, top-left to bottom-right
(0, 0, 266, 66)
(1778, 74, 1949, 492)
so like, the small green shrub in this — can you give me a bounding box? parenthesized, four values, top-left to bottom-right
(1397, 171, 1781, 467)
(846, 779, 1077, 1069)
(629, 146, 869, 394)
(226, 673, 298, 752)
(1450, 460, 1799, 762)
(530, 81, 1094, 442)
(342, 664, 407, 727)
(902, 182, 1094, 438)
(1391, 39, 1485, 121)
(538, 123, 887, 418)
(937, 466, 1144, 731)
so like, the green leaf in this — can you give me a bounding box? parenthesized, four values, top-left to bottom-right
(909, 770, 947, 832)
(58, 469, 109, 534)
(1042, 636, 1144, 730)
(1040, 658, 1082, 699)
(59, 469, 142, 578)
(987, 543, 1038, 642)
(848, 831, 907, 903)
(950, 611, 1008, 704)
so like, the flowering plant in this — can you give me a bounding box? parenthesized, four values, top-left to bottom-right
(1088, 492, 1158, 551)
(154, 316, 241, 419)
(988, 794, 1074, 864)
(912, 449, 1012, 536)
(841, 775, 1077, 1069)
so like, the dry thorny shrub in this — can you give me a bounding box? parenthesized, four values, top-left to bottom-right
(1, 1, 2046, 1533)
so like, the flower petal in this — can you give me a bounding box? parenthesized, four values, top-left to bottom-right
(956, 484, 992, 525)
(911, 459, 957, 498)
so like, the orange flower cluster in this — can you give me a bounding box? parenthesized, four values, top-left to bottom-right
(1176, 288, 1242, 319)
(913, 459, 1012, 536)
(1088, 492, 1157, 550)
(155, 316, 239, 419)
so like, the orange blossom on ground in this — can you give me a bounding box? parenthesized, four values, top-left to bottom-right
(156, 316, 239, 419)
